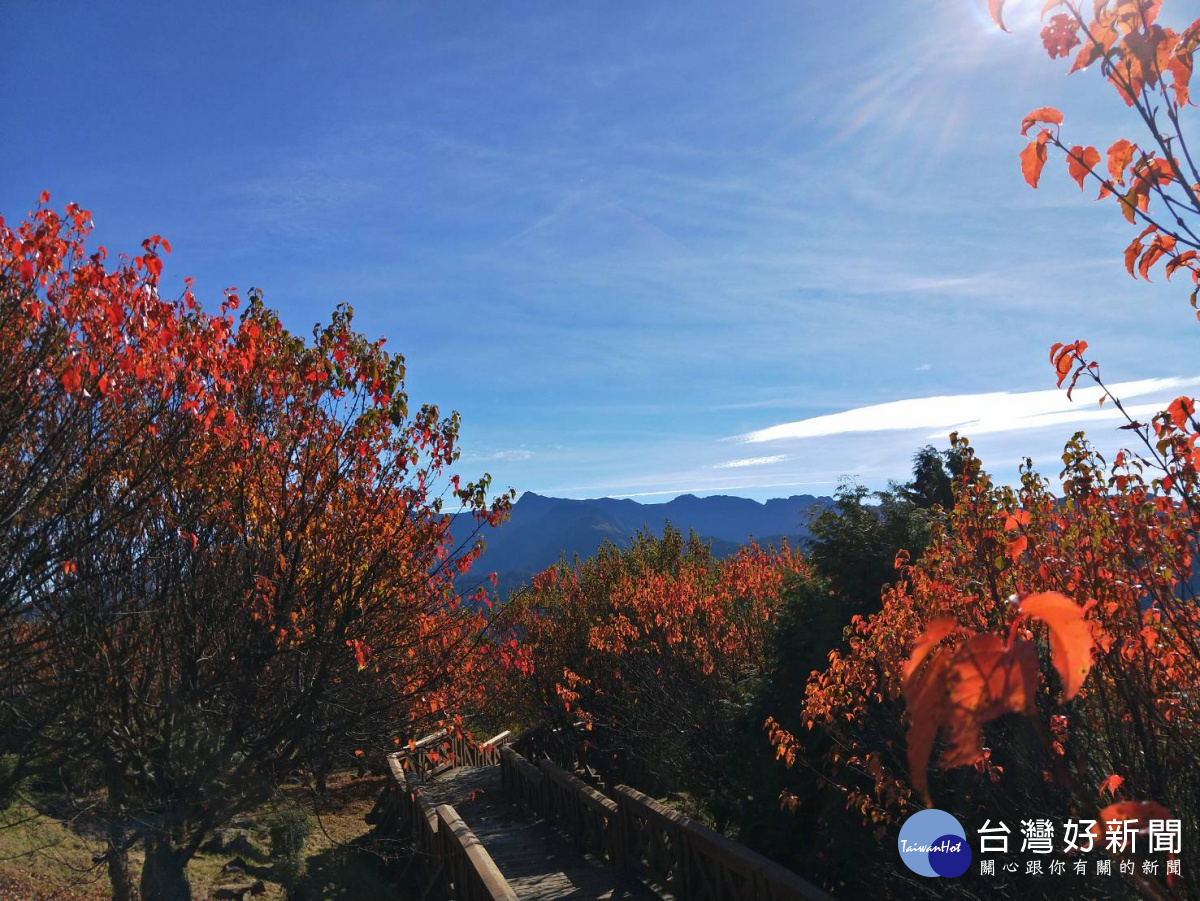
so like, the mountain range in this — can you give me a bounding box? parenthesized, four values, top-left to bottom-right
(448, 491, 833, 598)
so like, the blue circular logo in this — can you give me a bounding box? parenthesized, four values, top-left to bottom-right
(898, 810, 971, 877)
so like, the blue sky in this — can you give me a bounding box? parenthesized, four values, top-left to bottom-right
(4, 0, 1196, 502)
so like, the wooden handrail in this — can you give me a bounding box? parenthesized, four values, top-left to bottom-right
(414, 729, 449, 749)
(498, 744, 835, 901)
(437, 804, 519, 901)
(537, 757, 622, 866)
(615, 785, 836, 901)
(381, 733, 518, 901)
(390, 728, 514, 779)
(483, 730, 512, 747)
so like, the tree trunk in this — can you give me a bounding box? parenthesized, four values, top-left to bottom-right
(105, 828, 136, 901)
(139, 835, 192, 901)
(103, 763, 136, 901)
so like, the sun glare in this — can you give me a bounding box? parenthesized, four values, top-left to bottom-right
(967, 0, 1052, 33)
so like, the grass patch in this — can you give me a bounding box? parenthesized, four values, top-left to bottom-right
(0, 772, 412, 900)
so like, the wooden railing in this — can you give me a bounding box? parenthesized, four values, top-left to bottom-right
(617, 786, 835, 901)
(500, 745, 834, 901)
(378, 730, 517, 901)
(392, 728, 512, 778)
(499, 744, 545, 816)
(531, 752, 623, 866)
(436, 803, 518, 901)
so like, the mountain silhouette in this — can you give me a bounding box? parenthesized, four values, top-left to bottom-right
(449, 491, 832, 598)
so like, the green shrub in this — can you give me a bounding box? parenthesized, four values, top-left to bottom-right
(266, 807, 313, 860)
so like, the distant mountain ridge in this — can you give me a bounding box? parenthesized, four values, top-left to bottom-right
(449, 491, 833, 598)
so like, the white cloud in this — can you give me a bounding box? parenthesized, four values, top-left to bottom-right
(489, 449, 535, 461)
(732, 377, 1200, 444)
(712, 454, 790, 469)
(606, 479, 838, 499)
(463, 448, 535, 462)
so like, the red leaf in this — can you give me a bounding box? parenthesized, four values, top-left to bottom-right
(1167, 396, 1195, 429)
(1139, 244, 1166, 280)
(1099, 773, 1125, 799)
(902, 617, 959, 690)
(941, 636, 1038, 768)
(347, 638, 370, 671)
(1021, 591, 1094, 699)
(1003, 509, 1030, 531)
(1005, 534, 1028, 562)
(1042, 14, 1081, 59)
(904, 646, 951, 805)
(904, 633, 1038, 804)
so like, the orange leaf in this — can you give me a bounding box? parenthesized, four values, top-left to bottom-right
(1020, 106, 1063, 135)
(1107, 138, 1136, 185)
(1138, 244, 1166, 280)
(1167, 396, 1195, 429)
(950, 635, 1038, 723)
(1021, 591, 1093, 699)
(1069, 36, 1107, 74)
(1021, 138, 1049, 188)
(905, 633, 1039, 804)
(1165, 250, 1197, 279)
(1066, 145, 1100, 189)
(1099, 773, 1125, 799)
(1003, 509, 1030, 531)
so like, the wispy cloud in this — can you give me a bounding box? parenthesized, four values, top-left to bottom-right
(605, 479, 840, 499)
(712, 454, 790, 469)
(464, 448, 536, 462)
(732, 377, 1200, 444)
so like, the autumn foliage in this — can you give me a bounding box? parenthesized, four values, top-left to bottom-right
(507, 527, 807, 805)
(0, 197, 515, 900)
(764, 2, 1200, 897)
(772, 436, 1198, 885)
